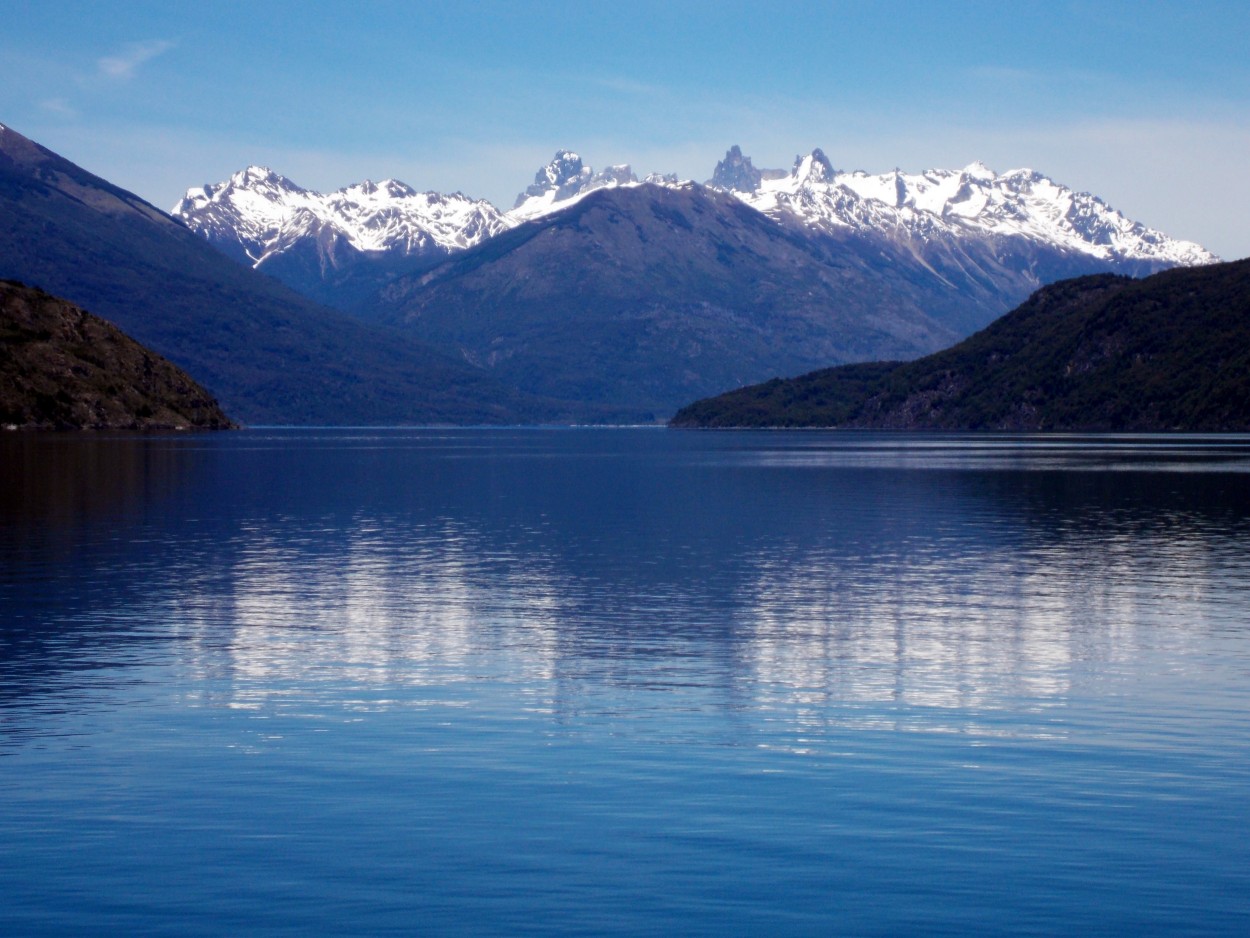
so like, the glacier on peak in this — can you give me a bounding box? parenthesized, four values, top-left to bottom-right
(342, 179, 419, 200)
(961, 160, 995, 181)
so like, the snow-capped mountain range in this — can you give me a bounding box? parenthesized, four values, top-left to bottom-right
(735, 148, 1214, 268)
(173, 167, 510, 269)
(159, 141, 1229, 417)
(505, 146, 1215, 268)
(173, 147, 1217, 284)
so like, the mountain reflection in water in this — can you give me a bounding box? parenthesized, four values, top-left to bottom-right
(2, 429, 1249, 935)
(5, 430, 1248, 727)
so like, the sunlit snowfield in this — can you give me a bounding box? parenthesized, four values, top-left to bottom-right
(3, 429, 1249, 935)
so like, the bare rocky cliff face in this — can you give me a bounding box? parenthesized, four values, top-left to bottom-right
(708, 145, 763, 192)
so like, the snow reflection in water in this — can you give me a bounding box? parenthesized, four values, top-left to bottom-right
(3, 430, 1250, 936)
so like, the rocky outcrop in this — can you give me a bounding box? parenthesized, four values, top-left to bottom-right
(708, 145, 763, 193)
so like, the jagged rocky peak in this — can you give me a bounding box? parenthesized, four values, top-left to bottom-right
(710, 145, 763, 192)
(176, 165, 302, 215)
(735, 153, 1217, 268)
(511, 151, 642, 215)
(543, 149, 586, 185)
(231, 165, 299, 191)
(961, 160, 996, 182)
(791, 148, 835, 185)
(171, 141, 1220, 295)
(171, 163, 511, 273)
(597, 164, 635, 186)
(517, 150, 592, 205)
(381, 179, 418, 198)
(342, 178, 419, 199)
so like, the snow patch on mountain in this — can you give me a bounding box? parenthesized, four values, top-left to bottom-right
(173, 166, 509, 268)
(508, 150, 673, 222)
(173, 146, 1218, 285)
(504, 146, 1214, 269)
(727, 148, 1217, 268)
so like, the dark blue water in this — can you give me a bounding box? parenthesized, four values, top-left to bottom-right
(3, 429, 1249, 935)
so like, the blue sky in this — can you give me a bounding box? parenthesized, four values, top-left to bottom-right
(3, 0, 1248, 258)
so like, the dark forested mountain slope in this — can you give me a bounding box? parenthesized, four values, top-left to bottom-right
(0, 280, 234, 430)
(0, 122, 579, 425)
(670, 258, 1250, 431)
(371, 184, 971, 415)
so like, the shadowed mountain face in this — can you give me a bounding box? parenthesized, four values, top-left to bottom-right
(0, 280, 234, 430)
(365, 178, 1212, 418)
(0, 123, 582, 425)
(670, 258, 1250, 431)
(371, 184, 977, 415)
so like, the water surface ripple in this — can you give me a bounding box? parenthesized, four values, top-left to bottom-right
(2, 429, 1248, 935)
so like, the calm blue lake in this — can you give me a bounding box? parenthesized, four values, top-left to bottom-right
(2, 428, 1249, 935)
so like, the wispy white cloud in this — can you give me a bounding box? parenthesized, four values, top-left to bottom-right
(964, 65, 1042, 83)
(39, 97, 78, 118)
(962, 64, 1107, 86)
(98, 40, 175, 80)
(591, 76, 665, 96)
